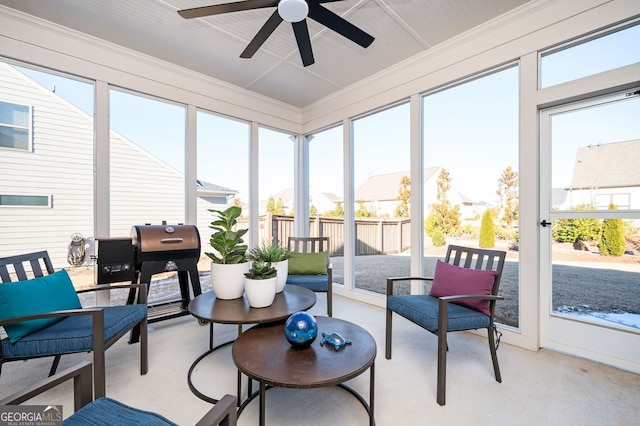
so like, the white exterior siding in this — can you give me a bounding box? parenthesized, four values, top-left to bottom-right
(109, 132, 186, 236)
(0, 64, 94, 266)
(0, 63, 225, 267)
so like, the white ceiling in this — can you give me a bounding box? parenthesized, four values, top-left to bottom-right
(0, 0, 531, 108)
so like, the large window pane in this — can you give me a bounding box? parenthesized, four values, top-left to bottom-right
(308, 125, 344, 282)
(0, 63, 94, 288)
(423, 66, 520, 328)
(259, 127, 294, 244)
(541, 22, 640, 88)
(108, 89, 186, 304)
(548, 93, 640, 331)
(353, 103, 411, 293)
(196, 111, 249, 280)
(109, 89, 186, 235)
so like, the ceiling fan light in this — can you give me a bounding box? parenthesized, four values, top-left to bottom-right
(278, 0, 308, 23)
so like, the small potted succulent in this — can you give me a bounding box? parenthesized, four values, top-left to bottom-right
(243, 260, 277, 308)
(247, 240, 292, 292)
(206, 206, 249, 300)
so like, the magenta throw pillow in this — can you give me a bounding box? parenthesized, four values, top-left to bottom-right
(429, 260, 497, 316)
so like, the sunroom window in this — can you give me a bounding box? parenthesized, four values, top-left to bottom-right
(540, 22, 640, 88)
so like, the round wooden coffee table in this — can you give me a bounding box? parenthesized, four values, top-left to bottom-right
(232, 316, 376, 425)
(187, 285, 316, 403)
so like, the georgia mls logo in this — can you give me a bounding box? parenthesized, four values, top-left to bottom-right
(0, 404, 63, 426)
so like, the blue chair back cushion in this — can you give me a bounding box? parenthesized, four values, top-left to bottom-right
(1, 305, 147, 359)
(286, 274, 329, 292)
(65, 397, 176, 426)
(0, 270, 81, 343)
(387, 294, 490, 332)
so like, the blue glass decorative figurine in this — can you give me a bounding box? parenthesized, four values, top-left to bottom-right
(284, 312, 318, 349)
(320, 332, 352, 351)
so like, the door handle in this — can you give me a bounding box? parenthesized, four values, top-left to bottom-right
(540, 220, 551, 227)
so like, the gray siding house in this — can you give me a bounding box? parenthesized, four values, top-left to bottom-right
(556, 139, 640, 211)
(0, 63, 234, 267)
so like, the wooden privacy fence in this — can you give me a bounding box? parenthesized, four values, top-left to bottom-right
(246, 214, 411, 257)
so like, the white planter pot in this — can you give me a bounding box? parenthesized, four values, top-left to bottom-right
(273, 259, 289, 293)
(244, 276, 277, 308)
(210, 262, 250, 300)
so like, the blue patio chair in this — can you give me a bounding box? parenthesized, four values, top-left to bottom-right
(386, 245, 506, 405)
(0, 251, 148, 399)
(286, 237, 333, 317)
(0, 361, 237, 425)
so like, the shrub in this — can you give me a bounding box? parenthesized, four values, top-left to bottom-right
(551, 204, 600, 243)
(600, 217, 625, 256)
(431, 228, 446, 246)
(479, 210, 495, 248)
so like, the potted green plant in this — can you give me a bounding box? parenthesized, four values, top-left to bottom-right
(247, 240, 292, 293)
(243, 260, 277, 308)
(206, 206, 249, 300)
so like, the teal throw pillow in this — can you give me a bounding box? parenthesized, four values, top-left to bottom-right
(288, 252, 328, 275)
(0, 269, 81, 343)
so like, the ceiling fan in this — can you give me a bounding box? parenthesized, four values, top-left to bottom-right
(177, 0, 375, 67)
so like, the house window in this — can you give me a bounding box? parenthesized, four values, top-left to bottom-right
(0, 194, 50, 207)
(0, 101, 31, 150)
(594, 193, 631, 210)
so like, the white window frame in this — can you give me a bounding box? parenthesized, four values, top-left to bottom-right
(0, 194, 51, 207)
(0, 100, 32, 151)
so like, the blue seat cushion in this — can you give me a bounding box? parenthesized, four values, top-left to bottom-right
(286, 274, 329, 292)
(387, 294, 490, 332)
(65, 397, 176, 426)
(1, 304, 147, 359)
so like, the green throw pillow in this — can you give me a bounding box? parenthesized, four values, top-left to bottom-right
(0, 269, 81, 343)
(288, 252, 328, 275)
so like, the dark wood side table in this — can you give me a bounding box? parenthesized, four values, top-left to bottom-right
(232, 316, 376, 425)
(187, 285, 316, 403)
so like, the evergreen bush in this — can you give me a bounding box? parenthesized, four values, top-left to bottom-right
(431, 227, 446, 246)
(600, 217, 625, 256)
(479, 210, 496, 248)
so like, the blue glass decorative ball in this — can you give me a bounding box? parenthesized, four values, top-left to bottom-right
(284, 312, 318, 349)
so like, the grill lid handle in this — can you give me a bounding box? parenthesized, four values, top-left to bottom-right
(160, 238, 184, 244)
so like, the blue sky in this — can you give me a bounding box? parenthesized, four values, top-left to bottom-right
(14, 22, 640, 204)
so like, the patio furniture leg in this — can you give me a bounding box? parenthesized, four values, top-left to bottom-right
(259, 381, 266, 426)
(488, 327, 502, 382)
(48, 355, 61, 376)
(385, 309, 392, 359)
(437, 301, 447, 406)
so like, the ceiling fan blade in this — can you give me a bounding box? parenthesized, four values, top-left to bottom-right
(292, 20, 315, 67)
(240, 10, 283, 59)
(308, 3, 374, 48)
(178, 0, 277, 19)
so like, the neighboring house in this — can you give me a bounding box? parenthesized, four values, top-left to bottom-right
(259, 187, 341, 216)
(312, 190, 342, 215)
(0, 63, 235, 267)
(354, 167, 485, 219)
(556, 140, 640, 211)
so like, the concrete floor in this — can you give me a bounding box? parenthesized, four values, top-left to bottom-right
(1, 293, 639, 425)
